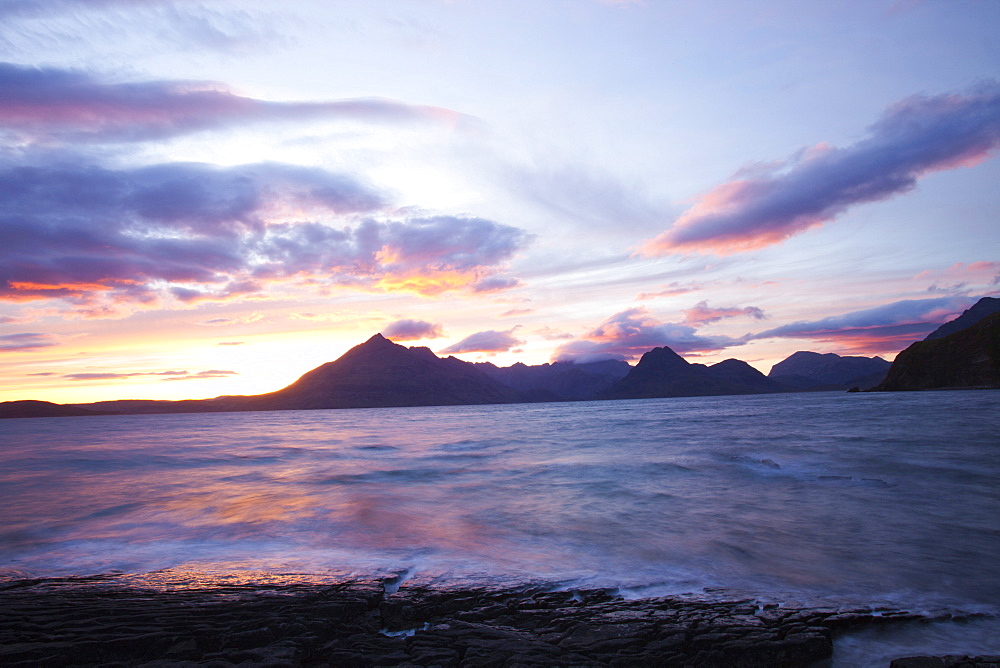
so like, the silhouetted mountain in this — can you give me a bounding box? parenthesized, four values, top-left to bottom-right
(768, 351, 891, 391)
(600, 347, 782, 399)
(874, 311, 1000, 391)
(31, 328, 985, 419)
(476, 359, 631, 401)
(708, 359, 791, 394)
(235, 333, 525, 410)
(923, 297, 1000, 340)
(0, 400, 108, 419)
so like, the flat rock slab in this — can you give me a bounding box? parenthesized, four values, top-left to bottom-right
(0, 576, 980, 666)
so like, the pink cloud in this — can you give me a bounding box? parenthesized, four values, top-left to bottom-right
(636, 281, 706, 300)
(682, 300, 766, 326)
(919, 261, 1000, 294)
(641, 81, 1000, 255)
(553, 307, 744, 362)
(383, 319, 444, 341)
(439, 328, 524, 355)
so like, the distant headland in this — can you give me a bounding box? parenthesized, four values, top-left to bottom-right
(3, 297, 998, 419)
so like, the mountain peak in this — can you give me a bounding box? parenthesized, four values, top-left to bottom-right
(924, 297, 1000, 340)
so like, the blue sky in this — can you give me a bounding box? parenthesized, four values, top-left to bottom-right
(1, 0, 998, 403)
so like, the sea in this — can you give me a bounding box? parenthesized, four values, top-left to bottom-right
(2, 390, 998, 665)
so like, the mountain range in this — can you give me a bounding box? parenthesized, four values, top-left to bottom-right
(3, 297, 997, 419)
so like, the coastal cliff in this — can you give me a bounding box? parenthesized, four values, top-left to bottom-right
(874, 311, 1000, 391)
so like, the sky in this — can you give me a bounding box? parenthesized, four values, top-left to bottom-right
(1, 0, 998, 404)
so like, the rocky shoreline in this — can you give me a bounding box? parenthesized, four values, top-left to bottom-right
(2, 575, 997, 666)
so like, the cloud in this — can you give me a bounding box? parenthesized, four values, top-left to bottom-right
(0, 159, 530, 308)
(63, 368, 237, 381)
(535, 326, 573, 341)
(636, 281, 707, 300)
(553, 307, 743, 362)
(368, 217, 533, 296)
(501, 308, 535, 318)
(439, 328, 525, 355)
(383, 319, 444, 341)
(64, 372, 140, 381)
(917, 261, 1000, 295)
(641, 81, 1000, 255)
(0, 62, 467, 145)
(164, 369, 237, 380)
(682, 301, 766, 326)
(750, 296, 975, 354)
(471, 275, 522, 293)
(0, 332, 57, 351)
(0, 0, 161, 19)
(217, 341, 244, 346)
(1, 2, 293, 61)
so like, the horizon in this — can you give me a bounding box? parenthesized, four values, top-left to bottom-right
(6, 328, 902, 407)
(1, 1, 998, 404)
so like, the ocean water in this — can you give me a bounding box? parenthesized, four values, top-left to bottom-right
(2, 390, 999, 663)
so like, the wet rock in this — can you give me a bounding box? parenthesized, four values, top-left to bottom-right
(891, 657, 1000, 668)
(0, 576, 969, 667)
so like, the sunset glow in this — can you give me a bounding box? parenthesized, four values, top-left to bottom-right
(1, 0, 997, 404)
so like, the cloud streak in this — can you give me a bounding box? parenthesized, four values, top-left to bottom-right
(63, 369, 237, 381)
(0, 62, 467, 145)
(0, 332, 57, 351)
(750, 296, 974, 354)
(641, 81, 1000, 255)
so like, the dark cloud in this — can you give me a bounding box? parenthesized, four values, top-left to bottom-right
(0, 62, 467, 145)
(553, 307, 743, 362)
(642, 81, 1000, 255)
(0, 332, 57, 351)
(439, 328, 524, 355)
(0, 159, 529, 306)
(383, 319, 444, 341)
(750, 296, 974, 353)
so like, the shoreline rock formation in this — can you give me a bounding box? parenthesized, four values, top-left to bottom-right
(3, 575, 990, 667)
